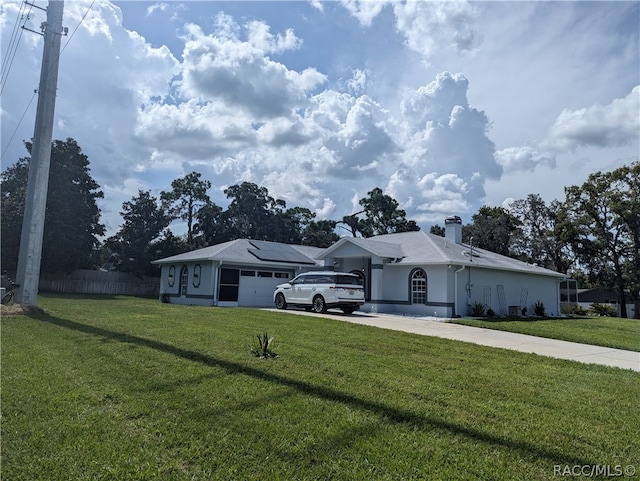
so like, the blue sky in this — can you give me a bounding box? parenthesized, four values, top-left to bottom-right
(1, 0, 638, 237)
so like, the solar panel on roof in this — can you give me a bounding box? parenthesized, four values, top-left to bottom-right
(248, 240, 316, 265)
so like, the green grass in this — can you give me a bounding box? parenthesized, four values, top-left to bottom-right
(2, 294, 638, 480)
(449, 316, 640, 352)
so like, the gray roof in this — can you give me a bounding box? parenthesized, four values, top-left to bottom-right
(152, 239, 324, 268)
(153, 232, 565, 278)
(317, 236, 405, 259)
(371, 231, 565, 277)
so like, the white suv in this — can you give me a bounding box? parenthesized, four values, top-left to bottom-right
(273, 271, 365, 314)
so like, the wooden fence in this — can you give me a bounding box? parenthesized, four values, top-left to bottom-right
(39, 270, 160, 297)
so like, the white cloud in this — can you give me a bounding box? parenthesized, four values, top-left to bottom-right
(401, 72, 470, 126)
(339, 0, 391, 27)
(399, 72, 500, 182)
(346, 68, 368, 96)
(495, 86, 638, 174)
(246, 20, 302, 54)
(309, 1, 324, 13)
(543, 86, 640, 152)
(494, 147, 556, 173)
(177, 21, 326, 118)
(393, 1, 479, 61)
(338, 1, 479, 63)
(386, 168, 472, 223)
(3, 0, 635, 239)
(146, 3, 168, 17)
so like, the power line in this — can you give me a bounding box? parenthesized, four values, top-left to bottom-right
(0, 1, 33, 94)
(1, 0, 96, 164)
(0, 91, 37, 160)
(59, 0, 95, 57)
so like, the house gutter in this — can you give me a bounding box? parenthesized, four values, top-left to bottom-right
(454, 265, 466, 317)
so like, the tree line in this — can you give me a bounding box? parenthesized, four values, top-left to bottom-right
(1, 138, 638, 317)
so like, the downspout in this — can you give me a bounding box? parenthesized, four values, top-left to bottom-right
(454, 265, 466, 317)
(212, 261, 221, 306)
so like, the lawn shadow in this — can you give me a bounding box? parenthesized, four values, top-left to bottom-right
(40, 293, 122, 301)
(33, 311, 598, 468)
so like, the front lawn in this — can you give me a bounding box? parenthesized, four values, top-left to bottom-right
(449, 316, 640, 352)
(2, 294, 638, 480)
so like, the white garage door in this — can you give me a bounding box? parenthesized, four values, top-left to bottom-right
(238, 270, 292, 307)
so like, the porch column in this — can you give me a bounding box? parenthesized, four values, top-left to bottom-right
(370, 256, 384, 312)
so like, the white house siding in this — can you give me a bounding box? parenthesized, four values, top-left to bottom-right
(463, 268, 562, 317)
(159, 262, 216, 306)
(160, 262, 300, 307)
(376, 264, 453, 317)
(338, 258, 371, 276)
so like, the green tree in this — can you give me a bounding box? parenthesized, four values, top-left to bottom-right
(161, 172, 211, 247)
(337, 212, 364, 237)
(509, 194, 574, 273)
(609, 163, 640, 317)
(564, 162, 639, 318)
(429, 224, 445, 237)
(193, 201, 228, 247)
(1, 138, 105, 275)
(358, 187, 420, 237)
(279, 207, 316, 244)
(301, 219, 340, 247)
(463, 206, 519, 256)
(105, 190, 172, 276)
(150, 230, 189, 262)
(0, 157, 29, 276)
(223, 182, 287, 241)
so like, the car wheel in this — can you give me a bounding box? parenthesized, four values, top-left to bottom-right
(312, 295, 327, 313)
(275, 293, 287, 310)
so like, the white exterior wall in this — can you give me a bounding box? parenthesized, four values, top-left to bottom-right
(336, 258, 369, 274)
(462, 267, 562, 317)
(375, 264, 453, 317)
(159, 262, 216, 306)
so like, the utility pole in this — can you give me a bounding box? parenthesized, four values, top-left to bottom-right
(15, 0, 65, 306)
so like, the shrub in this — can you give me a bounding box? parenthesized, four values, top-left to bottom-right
(590, 303, 617, 317)
(470, 301, 486, 317)
(533, 301, 546, 317)
(571, 304, 589, 316)
(249, 332, 278, 359)
(486, 308, 496, 317)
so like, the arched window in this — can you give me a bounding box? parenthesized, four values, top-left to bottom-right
(410, 269, 427, 304)
(180, 265, 188, 296)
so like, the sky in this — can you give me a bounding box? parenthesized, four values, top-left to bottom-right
(1, 0, 638, 238)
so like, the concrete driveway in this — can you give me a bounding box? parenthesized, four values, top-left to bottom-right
(264, 308, 640, 372)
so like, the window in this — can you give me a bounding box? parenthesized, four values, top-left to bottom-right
(274, 272, 289, 278)
(241, 270, 256, 277)
(180, 266, 188, 296)
(257, 271, 273, 278)
(337, 275, 362, 286)
(168, 266, 176, 287)
(193, 264, 201, 288)
(219, 268, 239, 302)
(411, 269, 427, 304)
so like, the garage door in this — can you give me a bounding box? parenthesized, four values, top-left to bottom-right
(238, 270, 292, 307)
